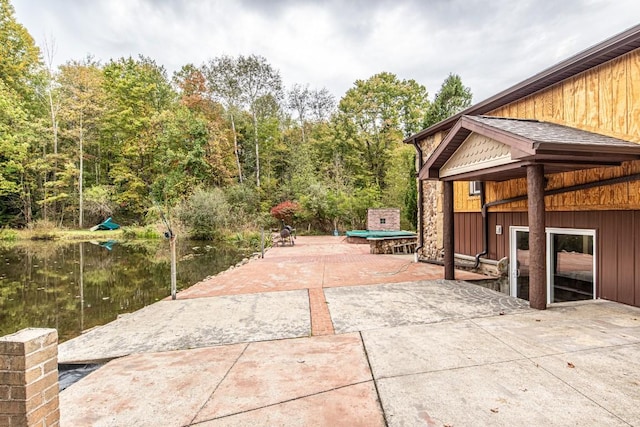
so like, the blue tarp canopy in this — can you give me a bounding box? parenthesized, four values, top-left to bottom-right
(90, 217, 120, 231)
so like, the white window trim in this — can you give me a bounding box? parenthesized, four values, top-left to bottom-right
(469, 181, 481, 196)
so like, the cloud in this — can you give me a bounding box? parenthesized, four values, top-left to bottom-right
(11, 0, 640, 103)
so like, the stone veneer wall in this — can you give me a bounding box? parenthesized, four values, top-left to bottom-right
(367, 208, 400, 231)
(421, 180, 443, 260)
(369, 237, 418, 254)
(418, 132, 445, 260)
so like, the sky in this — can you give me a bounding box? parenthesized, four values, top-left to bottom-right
(12, 0, 640, 104)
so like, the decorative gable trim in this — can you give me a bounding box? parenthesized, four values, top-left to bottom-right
(440, 133, 516, 178)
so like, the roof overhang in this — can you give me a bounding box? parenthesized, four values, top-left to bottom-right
(419, 116, 640, 181)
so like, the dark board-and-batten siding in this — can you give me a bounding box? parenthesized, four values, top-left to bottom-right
(454, 210, 640, 307)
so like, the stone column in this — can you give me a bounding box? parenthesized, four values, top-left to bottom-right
(0, 328, 59, 426)
(443, 180, 455, 280)
(527, 164, 547, 310)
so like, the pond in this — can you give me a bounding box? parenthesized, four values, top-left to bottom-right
(0, 239, 247, 343)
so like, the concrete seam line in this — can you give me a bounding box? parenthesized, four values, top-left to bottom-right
(359, 331, 390, 427)
(188, 342, 250, 426)
(470, 319, 637, 426)
(469, 318, 534, 360)
(469, 317, 640, 359)
(533, 357, 634, 426)
(186, 380, 375, 425)
(372, 358, 528, 382)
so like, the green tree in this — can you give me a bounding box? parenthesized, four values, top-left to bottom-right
(101, 56, 175, 218)
(202, 58, 245, 182)
(383, 145, 417, 230)
(334, 72, 429, 189)
(57, 58, 106, 227)
(0, 79, 36, 224)
(283, 84, 334, 203)
(424, 73, 472, 127)
(173, 64, 234, 188)
(236, 55, 283, 188)
(0, 0, 41, 104)
(0, 0, 45, 226)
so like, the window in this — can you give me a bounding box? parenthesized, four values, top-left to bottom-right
(469, 181, 482, 196)
(380, 218, 386, 224)
(509, 226, 596, 304)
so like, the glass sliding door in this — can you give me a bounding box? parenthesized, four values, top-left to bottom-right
(549, 232, 595, 303)
(510, 227, 596, 304)
(510, 228, 530, 300)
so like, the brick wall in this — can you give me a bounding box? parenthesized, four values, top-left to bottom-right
(0, 328, 59, 427)
(367, 208, 400, 231)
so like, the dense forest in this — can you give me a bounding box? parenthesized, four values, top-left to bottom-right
(0, 0, 472, 238)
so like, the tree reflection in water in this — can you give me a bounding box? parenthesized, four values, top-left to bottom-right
(0, 239, 244, 342)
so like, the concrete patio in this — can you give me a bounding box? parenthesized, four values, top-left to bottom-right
(59, 236, 640, 426)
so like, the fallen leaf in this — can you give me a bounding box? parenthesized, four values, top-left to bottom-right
(567, 362, 575, 368)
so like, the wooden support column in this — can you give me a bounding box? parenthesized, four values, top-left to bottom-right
(443, 180, 455, 280)
(527, 164, 547, 310)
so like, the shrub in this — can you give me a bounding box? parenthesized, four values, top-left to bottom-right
(0, 228, 17, 241)
(84, 185, 116, 222)
(28, 219, 58, 240)
(177, 188, 231, 240)
(121, 226, 162, 239)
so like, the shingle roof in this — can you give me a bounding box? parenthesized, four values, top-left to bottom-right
(467, 116, 640, 151)
(419, 115, 640, 181)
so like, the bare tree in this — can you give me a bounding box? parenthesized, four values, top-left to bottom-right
(288, 83, 311, 144)
(41, 36, 60, 221)
(236, 55, 283, 187)
(308, 88, 335, 122)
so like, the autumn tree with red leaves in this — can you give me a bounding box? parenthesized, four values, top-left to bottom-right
(270, 201, 300, 223)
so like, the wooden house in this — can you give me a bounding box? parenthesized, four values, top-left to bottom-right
(407, 24, 640, 309)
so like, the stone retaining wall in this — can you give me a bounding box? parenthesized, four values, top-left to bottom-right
(346, 236, 369, 244)
(369, 237, 418, 254)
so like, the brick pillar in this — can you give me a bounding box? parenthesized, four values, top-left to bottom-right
(0, 328, 59, 426)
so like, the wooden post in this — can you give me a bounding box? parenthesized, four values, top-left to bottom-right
(527, 164, 547, 310)
(443, 180, 455, 280)
(0, 328, 59, 426)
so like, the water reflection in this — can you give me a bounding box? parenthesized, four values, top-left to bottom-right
(0, 239, 244, 342)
